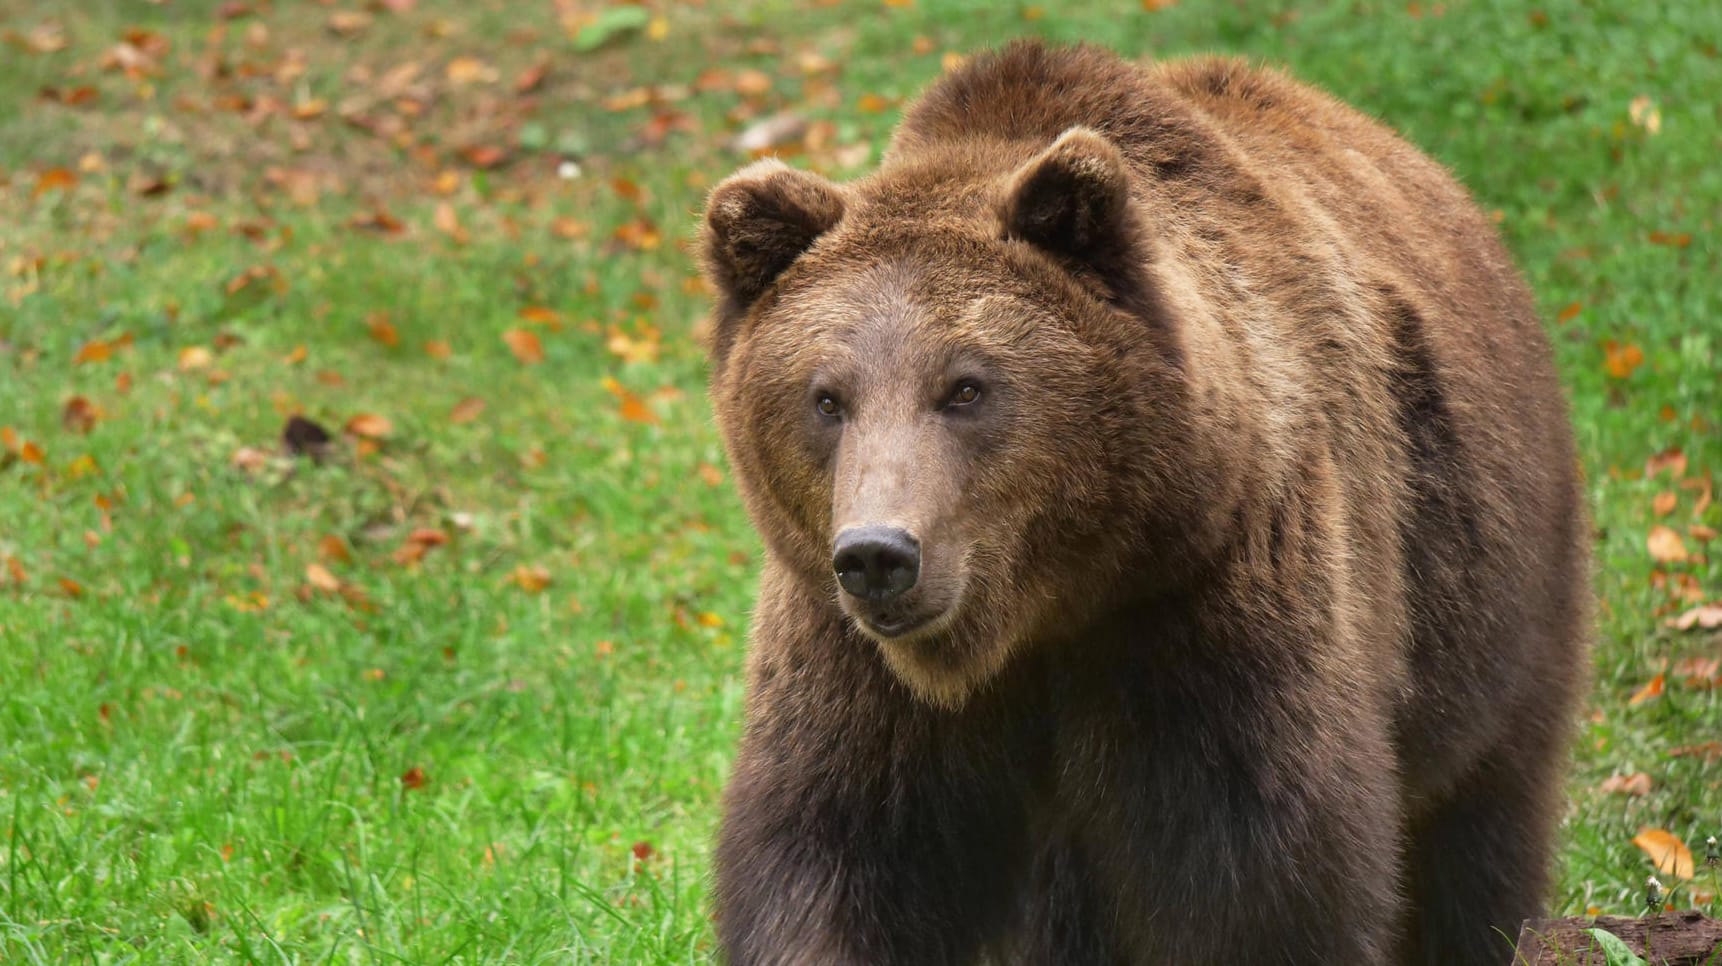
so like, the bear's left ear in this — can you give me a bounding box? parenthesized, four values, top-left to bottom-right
(701, 159, 846, 315)
(1000, 127, 1134, 269)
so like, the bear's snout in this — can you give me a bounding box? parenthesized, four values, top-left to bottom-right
(832, 525, 920, 603)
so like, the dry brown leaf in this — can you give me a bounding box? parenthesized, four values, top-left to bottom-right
(305, 562, 341, 592)
(1668, 604, 1722, 631)
(1648, 525, 1689, 563)
(503, 329, 543, 365)
(345, 413, 393, 439)
(1632, 828, 1695, 880)
(449, 397, 485, 424)
(1652, 491, 1678, 517)
(1646, 448, 1687, 479)
(318, 535, 352, 564)
(1600, 772, 1652, 797)
(400, 766, 427, 789)
(62, 396, 98, 434)
(446, 56, 496, 85)
(367, 312, 399, 347)
(424, 340, 452, 359)
(509, 564, 551, 593)
(178, 346, 214, 371)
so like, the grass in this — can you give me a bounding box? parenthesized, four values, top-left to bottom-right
(1, 0, 1718, 961)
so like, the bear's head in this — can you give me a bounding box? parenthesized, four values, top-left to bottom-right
(701, 128, 1203, 708)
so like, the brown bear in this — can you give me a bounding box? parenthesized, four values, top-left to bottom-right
(698, 41, 1588, 966)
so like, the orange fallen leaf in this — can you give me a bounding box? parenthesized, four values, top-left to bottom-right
(600, 376, 659, 424)
(1648, 525, 1689, 563)
(1603, 340, 1644, 380)
(59, 577, 84, 598)
(19, 440, 45, 464)
(344, 413, 393, 439)
(1692, 524, 1718, 542)
(509, 564, 551, 593)
(1556, 301, 1583, 324)
(697, 462, 724, 487)
(4, 556, 26, 584)
(33, 167, 77, 197)
(449, 397, 485, 424)
(1633, 828, 1695, 880)
(400, 766, 427, 790)
(317, 534, 352, 564)
(73, 339, 113, 365)
(1652, 491, 1678, 517)
(1600, 772, 1652, 796)
(424, 340, 452, 359)
(503, 329, 543, 365)
(433, 201, 466, 243)
(1628, 673, 1665, 706)
(366, 312, 399, 347)
(305, 562, 341, 592)
(517, 305, 561, 325)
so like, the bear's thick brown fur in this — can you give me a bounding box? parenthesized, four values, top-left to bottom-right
(699, 41, 1588, 966)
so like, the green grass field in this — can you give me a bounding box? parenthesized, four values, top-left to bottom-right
(2, 0, 1718, 961)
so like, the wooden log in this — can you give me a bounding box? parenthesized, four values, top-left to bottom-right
(1513, 912, 1722, 965)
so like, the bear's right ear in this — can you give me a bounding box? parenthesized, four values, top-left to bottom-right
(1000, 127, 1135, 272)
(700, 159, 846, 316)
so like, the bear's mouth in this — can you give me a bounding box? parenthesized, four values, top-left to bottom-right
(848, 602, 952, 642)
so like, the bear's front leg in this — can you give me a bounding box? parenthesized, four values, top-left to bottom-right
(713, 604, 1046, 966)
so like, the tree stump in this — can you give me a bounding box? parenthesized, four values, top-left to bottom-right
(1514, 912, 1722, 965)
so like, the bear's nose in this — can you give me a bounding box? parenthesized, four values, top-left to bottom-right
(832, 526, 920, 602)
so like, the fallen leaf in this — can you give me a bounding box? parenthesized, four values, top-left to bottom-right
(698, 462, 724, 486)
(73, 339, 113, 365)
(230, 446, 272, 473)
(449, 397, 485, 423)
(433, 201, 466, 242)
(424, 340, 453, 359)
(1652, 491, 1677, 517)
(733, 68, 772, 97)
(446, 56, 497, 85)
(509, 564, 551, 593)
(1648, 526, 1688, 563)
(1556, 302, 1583, 324)
(61, 396, 98, 434)
(1670, 742, 1722, 761)
(631, 841, 655, 862)
(514, 61, 548, 94)
(178, 346, 213, 371)
(1603, 340, 1644, 380)
(503, 329, 543, 364)
(59, 577, 84, 598)
(327, 10, 373, 35)
(1633, 828, 1695, 880)
(318, 535, 352, 563)
(400, 766, 427, 790)
(33, 168, 77, 197)
(517, 305, 561, 325)
(1692, 524, 1718, 542)
(344, 413, 393, 439)
(1646, 448, 1687, 479)
(1600, 772, 1652, 797)
(1628, 673, 1665, 706)
(305, 563, 341, 592)
(1668, 604, 1722, 631)
(1673, 656, 1720, 686)
(367, 311, 399, 347)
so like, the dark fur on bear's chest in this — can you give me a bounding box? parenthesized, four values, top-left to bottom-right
(700, 39, 1587, 966)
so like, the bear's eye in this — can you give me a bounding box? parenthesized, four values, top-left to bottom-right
(816, 394, 842, 418)
(947, 382, 982, 408)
